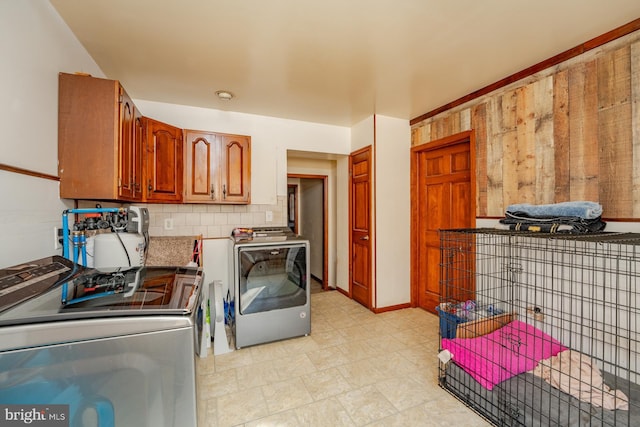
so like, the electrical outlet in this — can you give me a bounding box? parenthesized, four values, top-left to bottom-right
(164, 218, 174, 230)
(54, 227, 62, 250)
(265, 211, 273, 222)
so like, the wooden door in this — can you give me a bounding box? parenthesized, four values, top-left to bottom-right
(350, 146, 372, 309)
(144, 117, 183, 203)
(219, 134, 251, 203)
(184, 130, 219, 202)
(412, 132, 475, 314)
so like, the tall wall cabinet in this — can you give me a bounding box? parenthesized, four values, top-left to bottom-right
(58, 72, 144, 201)
(58, 73, 251, 204)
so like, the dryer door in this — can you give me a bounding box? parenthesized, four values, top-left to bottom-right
(237, 244, 307, 314)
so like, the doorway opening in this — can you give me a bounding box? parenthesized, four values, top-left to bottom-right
(287, 174, 328, 291)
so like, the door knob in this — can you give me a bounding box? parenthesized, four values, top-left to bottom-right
(360, 236, 369, 241)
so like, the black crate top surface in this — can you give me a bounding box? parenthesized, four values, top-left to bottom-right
(439, 228, 640, 246)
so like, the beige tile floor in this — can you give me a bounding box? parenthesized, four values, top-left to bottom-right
(196, 290, 492, 426)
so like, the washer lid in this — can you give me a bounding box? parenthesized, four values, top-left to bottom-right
(0, 256, 80, 313)
(0, 256, 202, 327)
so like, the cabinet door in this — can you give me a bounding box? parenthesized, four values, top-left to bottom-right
(117, 87, 140, 200)
(184, 131, 219, 203)
(132, 112, 144, 200)
(58, 73, 120, 200)
(219, 134, 251, 203)
(144, 117, 183, 203)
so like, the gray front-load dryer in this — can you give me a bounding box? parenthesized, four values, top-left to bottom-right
(231, 231, 310, 348)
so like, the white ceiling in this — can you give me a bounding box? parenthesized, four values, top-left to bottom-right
(50, 0, 640, 127)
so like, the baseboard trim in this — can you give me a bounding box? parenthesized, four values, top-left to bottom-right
(332, 287, 412, 313)
(373, 303, 412, 314)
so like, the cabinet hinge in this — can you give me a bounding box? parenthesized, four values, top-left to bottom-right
(119, 94, 123, 104)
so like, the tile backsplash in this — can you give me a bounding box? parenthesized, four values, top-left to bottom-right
(139, 196, 287, 238)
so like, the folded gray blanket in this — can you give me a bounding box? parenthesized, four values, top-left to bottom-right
(506, 201, 602, 220)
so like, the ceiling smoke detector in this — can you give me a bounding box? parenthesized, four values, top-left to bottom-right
(215, 90, 234, 101)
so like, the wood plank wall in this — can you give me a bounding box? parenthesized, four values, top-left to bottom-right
(411, 30, 640, 219)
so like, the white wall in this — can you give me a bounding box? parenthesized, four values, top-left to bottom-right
(335, 156, 350, 292)
(374, 115, 411, 307)
(351, 116, 375, 152)
(0, 1, 104, 268)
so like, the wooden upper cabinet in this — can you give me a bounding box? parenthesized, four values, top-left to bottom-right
(220, 134, 251, 203)
(58, 73, 249, 205)
(143, 117, 183, 203)
(184, 130, 250, 204)
(58, 72, 142, 201)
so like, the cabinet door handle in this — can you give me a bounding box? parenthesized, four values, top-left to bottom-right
(148, 180, 153, 192)
(223, 184, 226, 199)
(210, 184, 216, 200)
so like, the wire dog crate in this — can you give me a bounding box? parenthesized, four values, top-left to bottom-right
(438, 229, 640, 426)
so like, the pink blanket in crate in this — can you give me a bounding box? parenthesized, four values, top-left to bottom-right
(441, 319, 567, 390)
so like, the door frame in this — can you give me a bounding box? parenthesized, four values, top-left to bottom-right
(410, 131, 476, 307)
(287, 173, 329, 291)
